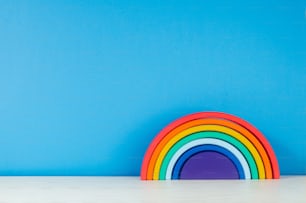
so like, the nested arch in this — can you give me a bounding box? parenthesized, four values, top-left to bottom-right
(141, 112, 280, 180)
(153, 125, 264, 179)
(149, 118, 272, 179)
(171, 143, 246, 179)
(159, 132, 256, 179)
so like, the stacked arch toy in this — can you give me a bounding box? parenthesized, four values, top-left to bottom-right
(140, 112, 280, 180)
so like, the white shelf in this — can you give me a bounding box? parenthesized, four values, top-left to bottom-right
(0, 176, 305, 203)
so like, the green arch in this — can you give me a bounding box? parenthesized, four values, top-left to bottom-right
(159, 131, 259, 179)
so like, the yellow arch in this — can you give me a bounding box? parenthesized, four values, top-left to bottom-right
(153, 125, 266, 179)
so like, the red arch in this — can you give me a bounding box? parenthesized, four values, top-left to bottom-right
(140, 112, 280, 180)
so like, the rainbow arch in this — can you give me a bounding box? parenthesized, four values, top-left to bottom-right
(140, 112, 280, 180)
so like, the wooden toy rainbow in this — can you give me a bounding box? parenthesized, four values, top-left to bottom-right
(141, 112, 280, 180)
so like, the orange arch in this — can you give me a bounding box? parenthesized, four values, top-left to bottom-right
(146, 118, 273, 179)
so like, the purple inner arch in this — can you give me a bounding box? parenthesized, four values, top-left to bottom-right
(179, 151, 239, 179)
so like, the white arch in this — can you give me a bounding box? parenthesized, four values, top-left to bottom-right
(165, 138, 251, 179)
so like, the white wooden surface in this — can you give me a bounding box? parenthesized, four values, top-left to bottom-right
(0, 176, 305, 203)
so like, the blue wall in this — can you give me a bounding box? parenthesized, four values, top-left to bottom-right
(0, 0, 305, 175)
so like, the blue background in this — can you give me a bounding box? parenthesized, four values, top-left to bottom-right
(0, 0, 305, 176)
